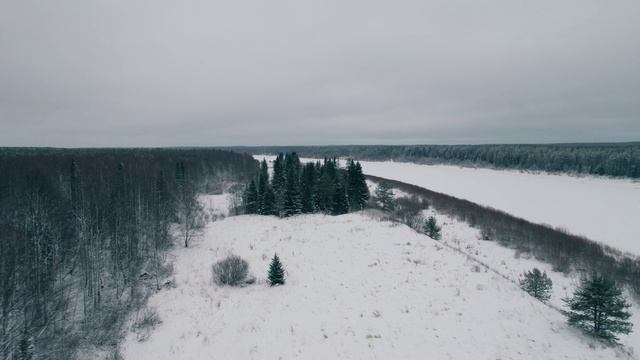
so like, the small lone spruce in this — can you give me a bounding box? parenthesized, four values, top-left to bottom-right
(268, 253, 285, 286)
(423, 216, 442, 240)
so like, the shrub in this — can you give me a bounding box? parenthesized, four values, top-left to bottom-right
(212, 255, 250, 286)
(132, 308, 162, 342)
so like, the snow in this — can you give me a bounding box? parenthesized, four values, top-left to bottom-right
(200, 193, 232, 219)
(253, 155, 640, 256)
(358, 160, 640, 255)
(420, 207, 640, 353)
(120, 211, 634, 359)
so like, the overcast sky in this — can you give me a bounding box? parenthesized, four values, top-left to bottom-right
(1, 0, 639, 147)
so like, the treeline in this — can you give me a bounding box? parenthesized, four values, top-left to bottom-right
(367, 174, 640, 296)
(230, 142, 640, 178)
(243, 153, 369, 217)
(0, 148, 257, 359)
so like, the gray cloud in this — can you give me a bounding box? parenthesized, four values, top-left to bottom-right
(1, 0, 639, 146)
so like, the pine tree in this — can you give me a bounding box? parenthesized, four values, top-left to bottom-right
(268, 253, 285, 286)
(423, 216, 442, 240)
(374, 181, 395, 212)
(564, 274, 633, 342)
(332, 181, 349, 215)
(244, 180, 258, 214)
(519, 268, 552, 302)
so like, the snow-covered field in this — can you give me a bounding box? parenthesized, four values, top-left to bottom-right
(120, 205, 636, 359)
(254, 155, 640, 256)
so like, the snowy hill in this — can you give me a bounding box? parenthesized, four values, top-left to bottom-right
(119, 208, 632, 359)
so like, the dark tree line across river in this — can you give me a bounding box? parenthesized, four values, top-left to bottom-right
(230, 142, 640, 178)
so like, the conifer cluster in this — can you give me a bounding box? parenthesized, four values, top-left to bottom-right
(243, 153, 369, 217)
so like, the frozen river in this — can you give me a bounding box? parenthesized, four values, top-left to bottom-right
(359, 160, 640, 256)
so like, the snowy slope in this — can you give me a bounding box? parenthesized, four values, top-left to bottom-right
(254, 155, 640, 255)
(422, 208, 640, 353)
(120, 212, 632, 359)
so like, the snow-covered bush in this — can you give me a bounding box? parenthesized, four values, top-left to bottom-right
(212, 255, 250, 286)
(132, 308, 162, 342)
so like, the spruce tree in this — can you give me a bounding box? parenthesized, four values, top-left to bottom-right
(272, 153, 285, 193)
(331, 181, 349, 215)
(519, 268, 552, 302)
(564, 274, 633, 342)
(300, 162, 318, 213)
(257, 159, 269, 214)
(354, 161, 369, 209)
(346, 159, 369, 210)
(283, 165, 302, 217)
(244, 180, 258, 214)
(268, 253, 285, 286)
(374, 181, 395, 212)
(317, 158, 337, 212)
(423, 216, 442, 240)
(272, 153, 286, 216)
(262, 185, 276, 216)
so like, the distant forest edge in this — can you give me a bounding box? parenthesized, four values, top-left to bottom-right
(227, 143, 640, 179)
(0, 148, 258, 358)
(366, 174, 640, 297)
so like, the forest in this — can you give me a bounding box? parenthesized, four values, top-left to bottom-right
(230, 142, 640, 178)
(0, 148, 257, 359)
